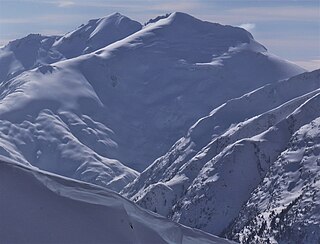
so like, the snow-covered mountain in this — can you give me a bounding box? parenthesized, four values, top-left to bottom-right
(0, 13, 305, 192)
(0, 159, 234, 244)
(1, 11, 318, 244)
(122, 70, 320, 242)
(0, 13, 142, 83)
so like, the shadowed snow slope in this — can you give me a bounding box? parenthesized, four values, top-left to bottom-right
(0, 34, 60, 82)
(122, 70, 320, 242)
(0, 12, 305, 190)
(0, 160, 234, 244)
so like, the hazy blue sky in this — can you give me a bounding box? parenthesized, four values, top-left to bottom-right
(0, 0, 319, 70)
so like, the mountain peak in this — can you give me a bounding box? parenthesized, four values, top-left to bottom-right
(149, 12, 203, 28)
(169, 12, 198, 21)
(52, 13, 142, 58)
(5, 34, 55, 49)
(144, 12, 194, 26)
(96, 12, 130, 24)
(107, 12, 125, 18)
(152, 12, 252, 39)
(138, 12, 261, 64)
(82, 12, 132, 27)
(1, 34, 59, 71)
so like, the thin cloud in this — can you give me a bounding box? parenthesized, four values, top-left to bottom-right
(0, 18, 35, 24)
(229, 6, 319, 22)
(40, 29, 64, 36)
(148, 1, 201, 12)
(3, 0, 200, 12)
(0, 39, 13, 46)
(293, 59, 320, 71)
(261, 37, 320, 49)
(199, 6, 319, 24)
(4, 0, 151, 9)
(0, 14, 90, 25)
(239, 23, 255, 32)
(57, 1, 75, 7)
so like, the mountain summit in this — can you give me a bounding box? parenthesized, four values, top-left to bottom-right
(53, 12, 142, 58)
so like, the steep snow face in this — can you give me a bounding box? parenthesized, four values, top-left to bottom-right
(0, 160, 234, 244)
(53, 12, 142, 58)
(122, 70, 320, 236)
(228, 117, 320, 244)
(0, 13, 142, 83)
(0, 12, 305, 190)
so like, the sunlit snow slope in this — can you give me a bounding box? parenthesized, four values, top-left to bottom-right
(0, 160, 234, 244)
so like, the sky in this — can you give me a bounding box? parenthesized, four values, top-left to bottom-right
(0, 0, 319, 70)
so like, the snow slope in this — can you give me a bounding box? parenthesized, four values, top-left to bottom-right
(0, 13, 141, 83)
(122, 70, 320, 240)
(0, 159, 234, 244)
(0, 12, 305, 190)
